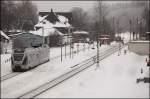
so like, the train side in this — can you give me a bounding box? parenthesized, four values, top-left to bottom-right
(11, 45, 49, 71)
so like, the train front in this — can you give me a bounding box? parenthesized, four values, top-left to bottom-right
(11, 35, 30, 71)
(11, 48, 28, 71)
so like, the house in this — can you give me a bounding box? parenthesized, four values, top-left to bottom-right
(34, 9, 73, 46)
(0, 31, 11, 54)
(72, 31, 89, 43)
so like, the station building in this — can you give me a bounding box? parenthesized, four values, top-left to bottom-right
(34, 9, 73, 47)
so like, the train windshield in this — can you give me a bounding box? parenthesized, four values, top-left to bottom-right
(13, 53, 24, 61)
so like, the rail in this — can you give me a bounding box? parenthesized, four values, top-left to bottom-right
(18, 45, 123, 98)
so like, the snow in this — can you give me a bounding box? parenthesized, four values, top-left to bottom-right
(57, 15, 68, 23)
(39, 15, 48, 22)
(116, 31, 139, 43)
(30, 28, 64, 37)
(35, 47, 149, 98)
(131, 40, 150, 43)
(35, 14, 71, 28)
(0, 31, 9, 40)
(1, 43, 111, 98)
(73, 31, 89, 35)
(1, 54, 12, 76)
(1, 43, 149, 98)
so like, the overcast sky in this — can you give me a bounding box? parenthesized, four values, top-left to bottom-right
(32, 1, 128, 12)
(33, 1, 95, 12)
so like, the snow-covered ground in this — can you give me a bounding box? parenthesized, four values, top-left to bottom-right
(1, 54, 12, 76)
(0, 43, 93, 77)
(1, 41, 148, 98)
(116, 31, 140, 43)
(36, 47, 149, 98)
(1, 43, 112, 98)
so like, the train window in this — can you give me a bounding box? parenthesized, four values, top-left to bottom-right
(13, 54, 24, 61)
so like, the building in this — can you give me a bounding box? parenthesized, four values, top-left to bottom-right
(34, 9, 73, 46)
(0, 31, 10, 54)
(72, 31, 89, 43)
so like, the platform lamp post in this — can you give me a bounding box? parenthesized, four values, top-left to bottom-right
(77, 42, 79, 54)
(60, 37, 63, 61)
(96, 31, 100, 68)
(72, 41, 74, 59)
(65, 41, 66, 58)
(92, 32, 95, 49)
(68, 26, 72, 59)
(43, 27, 52, 61)
(42, 27, 45, 45)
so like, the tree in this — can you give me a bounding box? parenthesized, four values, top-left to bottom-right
(16, 1, 38, 31)
(71, 7, 89, 31)
(1, 1, 17, 31)
(0, 1, 38, 32)
(92, 1, 114, 38)
(142, 6, 150, 32)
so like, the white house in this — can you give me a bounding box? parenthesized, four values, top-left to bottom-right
(34, 9, 73, 46)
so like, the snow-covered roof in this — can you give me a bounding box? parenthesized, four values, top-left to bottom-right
(8, 32, 24, 37)
(35, 19, 71, 28)
(30, 28, 64, 37)
(39, 15, 48, 22)
(73, 31, 89, 35)
(0, 31, 9, 39)
(35, 10, 71, 29)
(100, 37, 109, 40)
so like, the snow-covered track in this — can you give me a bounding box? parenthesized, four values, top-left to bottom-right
(18, 45, 123, 98)
(1, 73, 20, 82)
(1, 47, 91, 82)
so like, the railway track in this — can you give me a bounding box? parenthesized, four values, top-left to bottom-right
(1, 45, 95, 82)
(18, 45, 123, 98)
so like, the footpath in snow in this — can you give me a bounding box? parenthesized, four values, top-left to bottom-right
(35, 46, 149, 98)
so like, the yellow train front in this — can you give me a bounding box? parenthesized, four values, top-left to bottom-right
(11, 32, 50, 72)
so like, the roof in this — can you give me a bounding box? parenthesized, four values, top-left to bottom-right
(73, 31, 89, 35)
(12, 32, 43, 49)
(39, 11, 73, 24)
(36, 9, 71, 29)
(30, 28, 64, 37)
(35, 21, 71, 28)
(0, 31, 9, 40)
(100, 37, 109, 40)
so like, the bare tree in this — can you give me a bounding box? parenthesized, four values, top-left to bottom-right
(1, 1, 17, 31)
(92, 1, 114, 38)
(71, 7, 89, 31)
(1, 1, 38, 32)
(16, 1, 38, 31)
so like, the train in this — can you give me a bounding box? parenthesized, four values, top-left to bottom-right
(11, 32, 50, 72)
